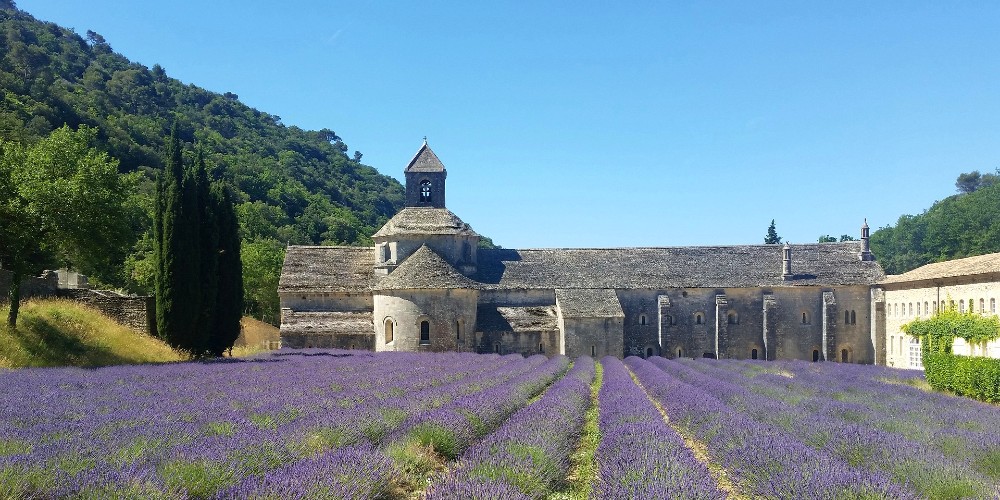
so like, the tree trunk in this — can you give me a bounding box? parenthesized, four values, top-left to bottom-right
(6, 269, 22, 329)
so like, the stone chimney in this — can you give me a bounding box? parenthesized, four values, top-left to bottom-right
(782, 242, 793, 280)
(859, 219, 874, 261)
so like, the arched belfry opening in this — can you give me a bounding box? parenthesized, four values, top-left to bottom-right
(419, 180, 432, 203)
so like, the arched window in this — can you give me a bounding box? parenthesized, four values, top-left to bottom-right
(639, 314, 647, 326)
(908, 303, 913, 316)
(916, 302, 921, 316)
(646, 347, 654, 358)
(384, 319, 394, 344)
(801, 312, 810, 324)
(727, 311, 739, 325)
(812, 349, 820, 362)
(494, 343, 500, 353)
(933, 301, 938, 313)
(841, 348, 849, 363)
(419, 320, 430, 344)
(539, 343, 544, 353)
(890, 335, 895, 354)
(591, 346, 596, 357)
(845, 310, 850, 324)
(908, 337, 922, 368)
(992, 298, 996, 314)
(980, 298, 985, 314)
(677, 348, 683, 358)
(751, 348, 758, 360)
(419, 180, 432, 202)
(455, 320, 462, 341)
(960, 300, 965, 313)
(850, 310, 856, 324)
(695, 313, 704, 325)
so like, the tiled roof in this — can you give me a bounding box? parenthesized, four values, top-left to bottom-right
(279, 242, 884, 293)
(278, 246, 374, 293)
(372, 207, 478, 238)
(556, 289, 624, 318)
(404, 142, 446, 173)
(882, 252, 1000, 284)
(374, 245, 478, 290)
(472, 242, 884, 290)
(476, 305, 559, 333)
(280, 310, 374, 335)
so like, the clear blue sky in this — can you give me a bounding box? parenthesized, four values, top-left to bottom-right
(19, 1, 1000, 249)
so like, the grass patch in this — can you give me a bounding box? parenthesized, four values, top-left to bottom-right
(386, 439, 448, 497)
(0, 299, 185, 368)
(159, 459, 234, 499)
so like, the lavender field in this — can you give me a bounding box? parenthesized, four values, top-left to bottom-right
(1, 350, 999, 499)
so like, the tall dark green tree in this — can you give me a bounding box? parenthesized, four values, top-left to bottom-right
(154, 128, 242, 356)
(211, 183, 244, 356)
(764, 219, 782, 244)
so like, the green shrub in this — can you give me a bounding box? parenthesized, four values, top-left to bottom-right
(923, 352, 1000, 403)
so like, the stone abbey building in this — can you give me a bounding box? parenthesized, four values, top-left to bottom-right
(278, 143, 886, 361)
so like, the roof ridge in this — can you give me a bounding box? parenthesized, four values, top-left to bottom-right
(374, 245, 477, 290)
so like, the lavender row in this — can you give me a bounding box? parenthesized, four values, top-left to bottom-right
(223, 354, 568, 499)
(627, 357, 913, 499)
(424, 356, 596, 499)
(594, 357, 723, 499)
(667, 357, 1000, 497)
(0, 350, 536, 497)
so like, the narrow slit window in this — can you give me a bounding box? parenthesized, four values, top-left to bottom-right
(420, 320, 430, 344)
(385, 319, 394, 344)
(751, 348, 758, 360)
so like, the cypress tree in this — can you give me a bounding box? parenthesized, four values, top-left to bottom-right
(155, 126, 184, 347)
(210, 183, 244, 356)
(194, 152, 218, 355)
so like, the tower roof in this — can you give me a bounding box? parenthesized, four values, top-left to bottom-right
(372, 207, 478, 239)
(404, 141, 446, 173)
(374, 245, 478, 290)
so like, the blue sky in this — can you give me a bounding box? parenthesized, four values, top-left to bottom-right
(19, 1, 1000, 249)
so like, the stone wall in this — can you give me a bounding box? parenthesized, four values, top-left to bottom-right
(373, 288, 479, 353)
(58, 289, 156, 334)
(475, 329, 560, 357)
(279, 291, 373, 313)
(0, 269, 58, 301)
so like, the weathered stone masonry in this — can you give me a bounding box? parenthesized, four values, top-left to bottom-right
(278, 142, 886, 361)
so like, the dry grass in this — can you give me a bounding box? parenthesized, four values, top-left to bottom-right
(0, 298, 187, 368)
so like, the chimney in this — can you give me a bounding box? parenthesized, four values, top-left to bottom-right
(859, 219, 873, 261)
(782, 242, 793, 280)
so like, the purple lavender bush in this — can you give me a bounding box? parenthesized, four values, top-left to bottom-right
(594, 357, 724, 500)
(424, 356, 595, 499)
(629, 357, 915, 499)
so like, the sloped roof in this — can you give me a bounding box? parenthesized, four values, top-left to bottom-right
(404, 142, 446, 173)
(280, 310, 374, 336)
(556, 289, 625, 318)
(374, 245, 477, 290)
(881, 252, 1000, 285)
(278, 246, 375, 293)
(472, 242, 884, 290)
(372, 207, 478, 239)
(476, 305, 559, 333)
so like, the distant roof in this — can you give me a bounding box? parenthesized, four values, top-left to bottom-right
(372, 207, 478, 239)
(472, 242, 884, 289)
(476, 305, 559, 333)
(279, 242, 884, 293)
(556, 289, 624, 318)
(278, 246, 374, 293)
(280, 310, 373, 336)
(374, 245, 478, 290)
(882, 252, 1000, 285)
(404, 142, 446, 173)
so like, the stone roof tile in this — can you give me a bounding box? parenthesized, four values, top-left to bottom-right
(374, 245, 478, 290)
(404, 142, 446, 173)
(556, 289, 625, 318)
(280, 310, 374, 335)
(278, 246, 374, 293)
(473, 242, 884, 289)
(476, 305, 559, 333)
(372, 207, 478, 238)
(881, 252, 1000, 284)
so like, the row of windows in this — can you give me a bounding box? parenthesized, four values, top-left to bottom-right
(888, 335, 924, 368)
(892, 298, 997, 318)
(657, 310, 856, 326)
(675, 347, 850, 362)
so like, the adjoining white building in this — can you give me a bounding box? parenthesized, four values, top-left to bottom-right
(877, 252, 1000, 369)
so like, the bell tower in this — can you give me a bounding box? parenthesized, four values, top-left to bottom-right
(404, 139, 447, 208)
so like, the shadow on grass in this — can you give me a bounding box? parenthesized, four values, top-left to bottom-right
(13, 316, 133, 368)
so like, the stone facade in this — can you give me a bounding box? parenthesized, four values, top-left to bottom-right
(278, 142, 889, 361)
(875, 253, 1000, 369)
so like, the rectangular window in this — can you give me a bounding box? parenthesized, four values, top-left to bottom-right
(992, 298, 996, 314)
(539, 343, 544, 353)
(494, 343, 500, 353)
(420, 321, 430, 345)
(909, 338, 923, 369)
(591, 346, 596, 357)
(890, 335, 895, 354)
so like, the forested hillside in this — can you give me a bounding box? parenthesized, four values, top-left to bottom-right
(871, 173, 1000, 275)
(0, 3, 404, 323)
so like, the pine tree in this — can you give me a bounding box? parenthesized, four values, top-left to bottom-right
(765, 219, 782, 244)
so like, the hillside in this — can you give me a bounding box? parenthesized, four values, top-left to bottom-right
(0, 299, 186, 368)
(0, 3, 405, 323)
(871, 181, 1000, 275)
